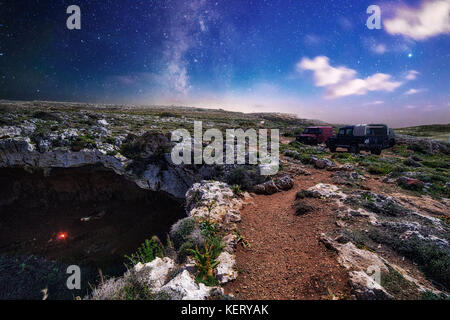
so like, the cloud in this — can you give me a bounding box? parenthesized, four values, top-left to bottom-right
(384, 0, 450, 40)
(404, 88, 419, 95)
(404, 88, 426, 95)
(298, 56, 403, 98)
(405, 70, 420, 80)
(297, 56, 355, 87)
(363, 100, 384, 106)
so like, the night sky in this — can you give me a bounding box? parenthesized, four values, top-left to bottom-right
(0, 0, 449, 126)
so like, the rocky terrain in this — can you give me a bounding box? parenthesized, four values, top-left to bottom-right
(226, 134, 449, 300)
(0, 100, 449, 300)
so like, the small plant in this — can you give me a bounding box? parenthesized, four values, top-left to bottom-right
(120, 276, 153, 300)
(71, 134, 96, 151)
(234, 230, 250, 248)
(205, 200, 217, 214)
(361, 193, 375, 202)
(199, 219, 218, 240)
(231, 184, 243, 197)
(188, 242, 220, 286)
(177, 241, 194, 263)
(124, 236, 164, 268)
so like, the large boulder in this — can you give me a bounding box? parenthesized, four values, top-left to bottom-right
(216, 252, 238, 284)
(274, 175, 294, 191)
(253, 180, 279, 195)
(311, 156, 336, 170)
(133, 257, 175, 289)
(349, 271, 394, 300)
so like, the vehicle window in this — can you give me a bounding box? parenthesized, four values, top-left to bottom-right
(338, 129, 345, 135)
(367, 127, 385, 135)
(303, 128, 321, 134)
(345, 128, 353, 136)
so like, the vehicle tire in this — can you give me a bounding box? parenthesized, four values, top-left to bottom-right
(329, 146, 336, 152)
(371, 148, 381, 155)
(389, 139, 396, 147)
(349, 144, 360, 154)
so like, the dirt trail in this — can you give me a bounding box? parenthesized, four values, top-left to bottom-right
(224, 170, 351, 299)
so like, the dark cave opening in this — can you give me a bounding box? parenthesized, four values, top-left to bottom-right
(0, 165, 186, 299)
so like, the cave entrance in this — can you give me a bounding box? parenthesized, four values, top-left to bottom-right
(0, 165, 186, 298)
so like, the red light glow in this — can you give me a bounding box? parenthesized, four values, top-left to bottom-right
(57, 232, 67, 240)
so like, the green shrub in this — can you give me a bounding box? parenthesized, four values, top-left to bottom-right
(199, 219, 218, 240)
(124, 236, 164, 268)
(118, 274, 153, 300)
(177, 241, 194, 263)
(295, 189, 317, 199)
(369, 230, 450, 290)
(231, 184, 243, 197)
(170, 217, 196, 248)
(422, 159, 450, 169)
(381, 265, 420, 299)
(421, 290, 450, 300)
(225, 166, 266, 190)
(71, 135, 96, 151)
(367, 164, 392, 175)
(188, 240, 222, 286)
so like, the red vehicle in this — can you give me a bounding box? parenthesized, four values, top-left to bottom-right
(296, 126, 334, 145)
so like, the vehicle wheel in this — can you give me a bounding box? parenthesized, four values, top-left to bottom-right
(389, 139, 396, 147)
(371, 148, 381, 155)
(349, 145, 360, 154)
(329, 146, 336, 152)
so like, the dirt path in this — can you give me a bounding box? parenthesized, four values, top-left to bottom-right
(224, 169, 351, 299)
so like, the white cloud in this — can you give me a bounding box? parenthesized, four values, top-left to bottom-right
(298, 56, 403, 98)
(404, 88, 426, 95)
(384, 0, 450, 40)
(297, 56, 355, 87)
(363, 100, 384, 106)
(405, 70, 420, 80)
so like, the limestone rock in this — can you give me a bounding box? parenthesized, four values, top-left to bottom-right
(349, 271, 394, 300)
(311, 156, 336, 169)
(159, 270, 216, 300)
(216, 252, 238, 284)
(253, 180, 279, 195)
(307, 183, 347, 199)
(133, 257, 175, 289)
(274, 175, 294, 191)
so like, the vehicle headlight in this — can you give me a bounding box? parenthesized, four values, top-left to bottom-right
(365, 139, 369, 144)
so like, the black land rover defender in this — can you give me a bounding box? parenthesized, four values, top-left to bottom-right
(326, 124, 395, 155)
